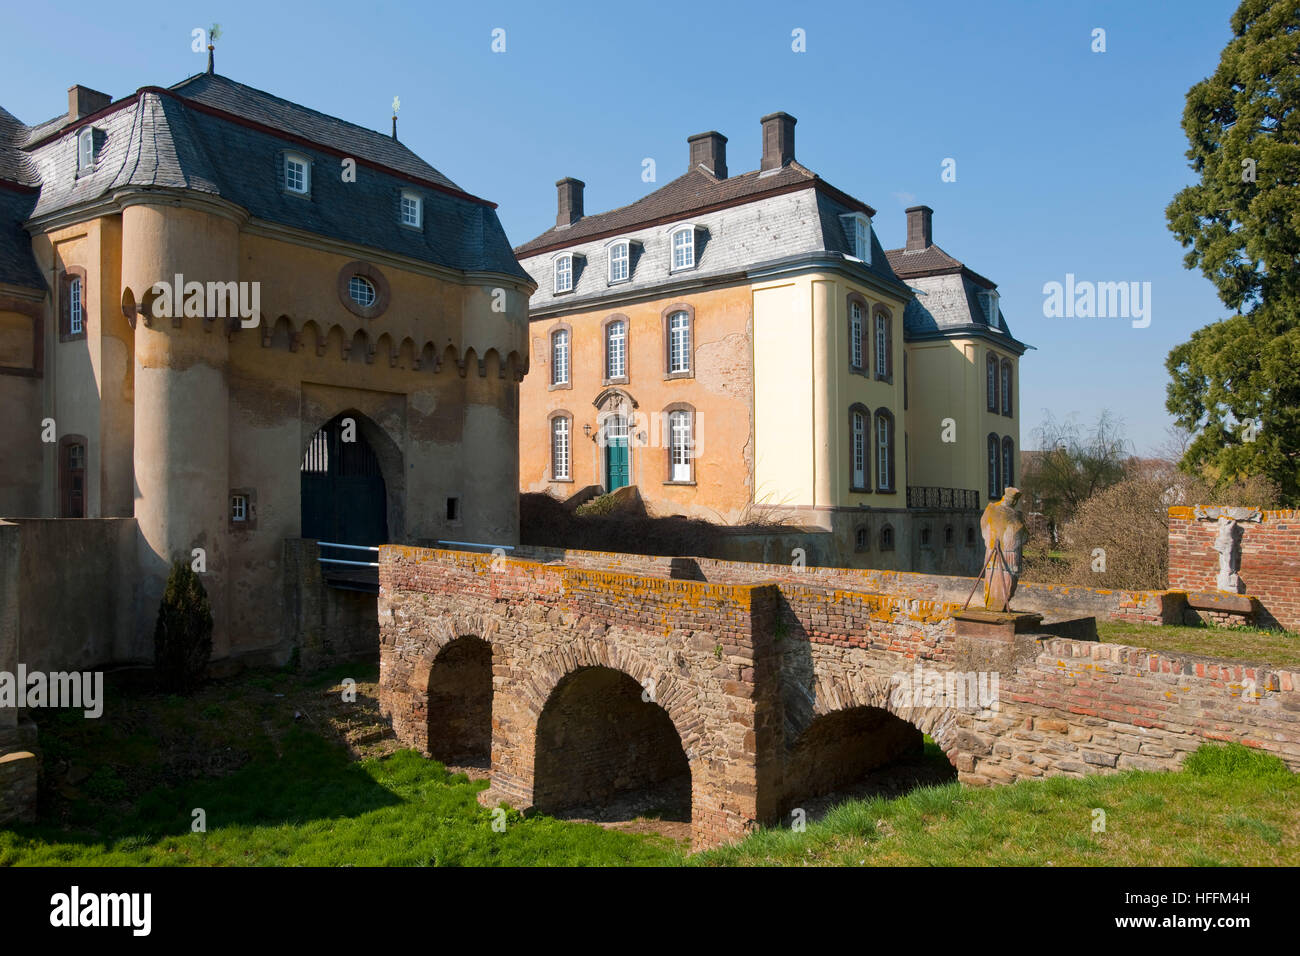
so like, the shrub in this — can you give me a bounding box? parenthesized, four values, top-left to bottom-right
(153, 560, 213, 692)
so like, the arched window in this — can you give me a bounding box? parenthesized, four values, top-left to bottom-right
(550, 327, 570, 386)
(605, 318, 626, 380)
(551, 414, 572, 481)
(849, 298, 865, 371)
(987, 354, 998, 411)
(665, 308, 692, 376)
(666, 405, 695, 482)
(554, 254, 573, 293)
(987, 432, 1001, 501)
(1002, 436, 1015, 489)
(60, 267, 87, 342)
(850, 404, 869, 491)
(59, 436, 87, 517)
(1000, 359, 1013, 417)
(944, 525, 954, 546)
(880, 524, 895, 551)
(875, 408, 895, 492)
(671, 228, 695, 270)
(874, 309, 892, 381)
(854, 526, 868, 552)
(609, 241, 630, 283)
(77, 127, 95, 171)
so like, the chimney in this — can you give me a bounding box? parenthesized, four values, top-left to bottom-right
(687, 131, 727, 179)
(207, 44, 215, 75)
(905, 205, 933, 251)
(556, 177, 585, 229)
(760, 112, 796, 172)
(392, 115, 397, 140)
(67, 85, 111, 122)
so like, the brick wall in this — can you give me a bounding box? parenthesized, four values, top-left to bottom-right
(1168, 507, 1300, 631)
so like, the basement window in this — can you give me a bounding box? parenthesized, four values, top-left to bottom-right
(446, 497, 460, 521)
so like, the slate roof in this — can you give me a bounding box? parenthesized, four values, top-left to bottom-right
(0, 71, 530, 290)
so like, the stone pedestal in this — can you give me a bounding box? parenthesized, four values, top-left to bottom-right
(953, 610, 1044, 642)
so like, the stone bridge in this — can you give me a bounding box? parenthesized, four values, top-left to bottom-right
(377, 545, 1300, 849)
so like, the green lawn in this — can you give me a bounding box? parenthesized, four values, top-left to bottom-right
(1095, 619, 1300, 668)
(2, 667, 1295, 866)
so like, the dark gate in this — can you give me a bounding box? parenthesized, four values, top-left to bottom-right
(301, 416, 389, 546)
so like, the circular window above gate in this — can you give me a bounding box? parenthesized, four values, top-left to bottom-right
(337, 261, 391, 319)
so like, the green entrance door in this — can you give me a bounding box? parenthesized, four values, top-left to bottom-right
(604, 414, 630, 491)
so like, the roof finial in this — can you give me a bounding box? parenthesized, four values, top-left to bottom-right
(391, 96, 400, 140)
(207, 23, 222, 75)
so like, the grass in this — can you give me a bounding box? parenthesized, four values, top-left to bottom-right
(1095, 619, 1300, 668)
(2, 665, 1295, 867)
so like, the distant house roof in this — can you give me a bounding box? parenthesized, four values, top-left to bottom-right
(0, 71, 531, 290)
(885, 243, 1026, 353)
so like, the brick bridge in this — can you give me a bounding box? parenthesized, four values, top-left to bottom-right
(377, 546, 1300, 849)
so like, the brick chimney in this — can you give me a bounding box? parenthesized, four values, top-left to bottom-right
(556, 177, 584, 229)
(688, 131, 727, 179)
(760, 112, 796, 171)
(905, 205, 934, 251)
(67, 85, 111, 122)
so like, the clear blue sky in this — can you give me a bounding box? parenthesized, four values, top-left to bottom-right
(3, 0, 1242, 455)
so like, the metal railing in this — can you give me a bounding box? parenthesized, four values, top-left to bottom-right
(317, 541, 380, 593)
(906, 486, 980, 511)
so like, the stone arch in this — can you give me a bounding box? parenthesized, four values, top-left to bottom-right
(301, 319, 323, 355)
(424, 636, 494, 764)
(265, 315, 294, 350)
(299, 407, 406, 541)
(397, 336, 417, 369)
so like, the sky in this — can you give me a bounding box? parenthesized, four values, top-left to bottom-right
(1, 0, 1244, 455)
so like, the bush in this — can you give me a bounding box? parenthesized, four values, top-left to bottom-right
(153, 560, 213, 692)
(1183, 743, 1292, 779)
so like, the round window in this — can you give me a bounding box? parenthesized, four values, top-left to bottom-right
(348, 275, 377, 307)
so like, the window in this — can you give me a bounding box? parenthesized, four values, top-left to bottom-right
(348, 275, 376, 307)
(980, 289, 1000, 325)
(671, 228, 695, 270)
(855, 527, 868, 552)
(903, 352, 909, 410)
(668, 409, 693, 482)
(446, 497, 459, 521)
(284, 153, 310, 194)
(850, 301, 864, 370)
(667, 310, 691, 375)
(875, 409, 895, 492)
(967, 526, 977, 546)
(850, 405, 868, 491)
(874, 311, 891, 380)
(988, 433, 1001, 501)
(77, 127, 94, 172)
(555, 255, 573, 293)
(231, 494, 248, 522)
(551, 416, 571, 480)
(400, 191, 422, 228)
(551, 328, 570, 386)
(945, 525, 954, 546)
(69, 276, 83, 335)
(1000, 359, 1013, 417)
(605, 319, 626, 380)
(59, 437, 86, 518)
(880, 524, 895, 551)
(609, 241, 629, 283)
(1002, 436, 1015, 489)
(841, 213, 872, 263)
(987, 354, 999, 411)
(920, 527, 931, 548)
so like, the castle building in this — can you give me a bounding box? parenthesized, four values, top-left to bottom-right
(514, 113, 1027, 570)
(0, 60, 533, 663)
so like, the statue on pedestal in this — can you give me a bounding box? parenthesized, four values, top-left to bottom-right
(978, 487, 1030, 611)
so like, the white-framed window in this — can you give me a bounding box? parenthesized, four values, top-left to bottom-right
(609, 241, 629, 283)
(668, 311, 691, 374)
(284, 152, 310, 194)
(850, 302, 864, 369)
(980, 289, 1001, 326)
(555, 254, 573, 293)
(877, 413, 891, 491)
(551, 328, 570, 385)
(231, 494, 248, 522)
(77, 127, 95, 172)
(552, 417, 571, 480)
(606, 320, 626, 379)
(852, 409, 866, 489)
(841, 213, 872, 264)
(69, 276, 83, 335)
(1000, 360, 1012, 416)
(348, 275, 376, 307)
(669, 410, 692, 482)
(875, 314, 888, 378)
(987, 354, 998, 411)
(400, 191, 422, 228)
(671, 228, 695, 270)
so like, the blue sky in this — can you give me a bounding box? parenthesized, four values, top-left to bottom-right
(3, 0, 1242, 454)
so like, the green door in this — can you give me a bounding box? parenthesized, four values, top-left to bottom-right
(605, 415, 630, 491)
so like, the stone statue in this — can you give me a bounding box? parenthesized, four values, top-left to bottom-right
(1212, 515, 1244, 593)
(979, 487, 1029, 611)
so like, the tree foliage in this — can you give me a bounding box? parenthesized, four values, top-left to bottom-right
(1165, 0, 1300, 503)
(1020, 410, 1129, 539)
(153, 560, 214, 692)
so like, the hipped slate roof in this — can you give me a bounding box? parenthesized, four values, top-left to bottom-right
(885, 244, 1024, 351)
(0, 71, 530, 290)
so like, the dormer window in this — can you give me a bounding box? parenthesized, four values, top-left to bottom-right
(400, 191, 422, 228)
(555, 254, 573, 293)
(77, 127, 95, 172)
(841, 213, 872, 264)
(609, 241, 629, 283)
(980, 289, 1001, 326)
(671, 227, 695, 271)
(283, 152, 310, 195)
